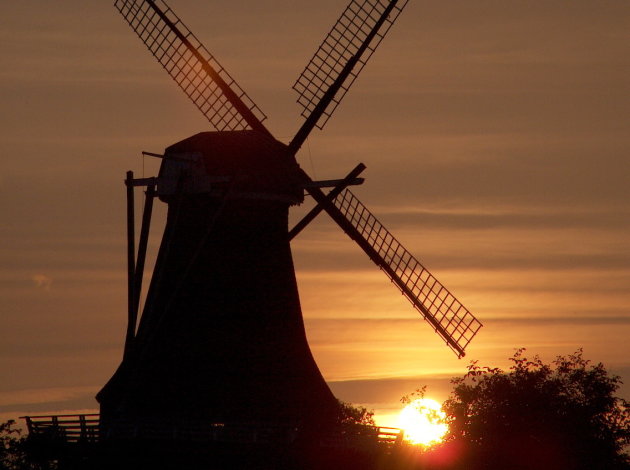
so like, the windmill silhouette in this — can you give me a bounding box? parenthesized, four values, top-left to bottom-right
(97, 0, 482, 444)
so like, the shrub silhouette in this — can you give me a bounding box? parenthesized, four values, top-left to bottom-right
(433, 349, 630, 470)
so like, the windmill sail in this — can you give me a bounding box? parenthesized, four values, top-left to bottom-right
(115, 0, 269, 134)
(293, 0, 409, 131)
(317, 187, 481, 357)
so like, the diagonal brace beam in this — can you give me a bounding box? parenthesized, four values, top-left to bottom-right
(289, 163, 366, 240)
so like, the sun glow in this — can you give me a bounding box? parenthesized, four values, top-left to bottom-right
(398, 398, 448, 446)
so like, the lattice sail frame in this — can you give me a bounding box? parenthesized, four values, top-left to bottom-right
(115, 0, 267, 132)
(334, 189, 482, 357)
(293, 0, 409, 129)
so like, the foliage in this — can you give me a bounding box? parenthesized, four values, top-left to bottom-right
(401, 386, 427, 407)
(336, 400, 376, 427)
(1, 420, 21, 470)
(0, 420, 58, 470)
(1, 420, 31, 470)
(440, 348, 630, 470)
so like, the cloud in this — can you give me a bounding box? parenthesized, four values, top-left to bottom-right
(0, 386, 96, 408)
(0, 386, 99, 416)
(370, 208, 630, 231)
(484, 316, 630, 326)
(31, 274, 52, 291)
(292, 235, 630, 272)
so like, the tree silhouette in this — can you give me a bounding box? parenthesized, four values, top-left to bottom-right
(336, 400, 376, 427)
(0, 419, 58, 470)
(438, 349, 630, 470)
(0, 420, 25, 469)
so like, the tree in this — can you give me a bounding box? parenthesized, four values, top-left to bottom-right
(0, 419, 39, 470)
(0, 420, 24, 470)
(336, 400, 376, 427)
(0, 420, 58, 470)
(440, 349, 630, 470)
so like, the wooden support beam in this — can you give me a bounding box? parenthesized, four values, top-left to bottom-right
(289, 163, 366, 240)
(128, 177, 157, 187)
(141, 151, 164, 159)
(132, 184, 156, 329)
(303, 177, 364, 189)
(128, 175, 362, 190)
(123, 171, 136, 360)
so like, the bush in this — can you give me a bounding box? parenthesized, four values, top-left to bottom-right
(440, 349, 630, 470)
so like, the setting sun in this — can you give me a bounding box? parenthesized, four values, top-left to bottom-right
(398, 398, 448, 446)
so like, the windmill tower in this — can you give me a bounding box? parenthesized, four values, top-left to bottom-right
(98, 0, 482, 447)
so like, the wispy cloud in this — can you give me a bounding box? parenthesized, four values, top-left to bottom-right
(31, 274, 52, 291)
(0, 386, 96, 408)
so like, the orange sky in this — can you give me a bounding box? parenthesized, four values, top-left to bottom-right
(1, 1, 629, 428)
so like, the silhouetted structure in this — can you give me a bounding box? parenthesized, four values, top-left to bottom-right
(98, 131, 339, 433)
(26, 0, 483, 468)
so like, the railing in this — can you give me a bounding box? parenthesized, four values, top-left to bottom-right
(321, 426, 403, 450)
(377, 426, 405, 446)
(22, 414, 404, 450)
(22, 414, 100, 444)
(103, 420, 300, 444)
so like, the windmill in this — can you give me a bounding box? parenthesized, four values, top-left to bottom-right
(97, 0, 482, 444)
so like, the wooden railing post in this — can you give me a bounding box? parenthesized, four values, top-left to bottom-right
(79, 415, 87, 441)
(124, 170, 136, 360)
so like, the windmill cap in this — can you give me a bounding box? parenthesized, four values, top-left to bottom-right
(158, 130, 303, 204)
